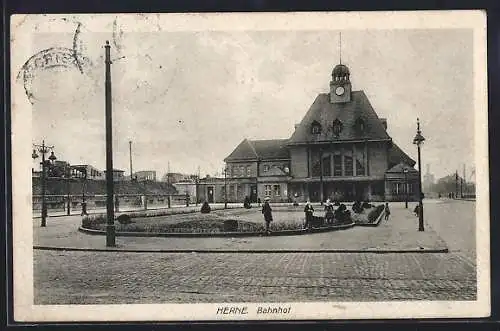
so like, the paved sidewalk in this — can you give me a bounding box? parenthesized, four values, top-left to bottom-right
(34, 203, 448, 252)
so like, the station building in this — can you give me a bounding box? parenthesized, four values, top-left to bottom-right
(199, 62, 420, 203)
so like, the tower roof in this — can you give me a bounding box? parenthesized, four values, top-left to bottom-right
(332, 64, 350, 77)
(288, 91, 391, 144)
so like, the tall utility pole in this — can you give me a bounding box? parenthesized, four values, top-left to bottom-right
(105, 40, 116, 247)
(455, 170, 459, 199)
(129, 140, 133, 180)
(413, 118, 425, 232)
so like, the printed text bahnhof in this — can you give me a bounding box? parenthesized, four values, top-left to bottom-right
(216, 306, 291, 315)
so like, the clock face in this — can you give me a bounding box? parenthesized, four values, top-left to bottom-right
(335, 86, 345, 96)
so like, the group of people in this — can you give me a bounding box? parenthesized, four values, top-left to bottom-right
(261, 198, 395, 234)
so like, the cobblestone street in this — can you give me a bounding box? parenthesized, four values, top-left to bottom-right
(33, 200, 478, 304)
(34, 251, 475, 304)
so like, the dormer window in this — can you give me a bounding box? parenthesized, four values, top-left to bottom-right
(311, 121, 322, 135)
(355, 117, 365, 132)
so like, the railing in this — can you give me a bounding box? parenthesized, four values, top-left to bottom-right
(32, 193, 192, 215)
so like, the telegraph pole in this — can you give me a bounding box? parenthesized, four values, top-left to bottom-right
(105, 40, 116, 247)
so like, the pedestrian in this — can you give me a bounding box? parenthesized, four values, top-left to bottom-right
(324, 199, 334, 224)
(413, 204, 420, 217)
(261, 197, 273, 234)
(384, 202, 390, 221)
(304, 200, 314, 230)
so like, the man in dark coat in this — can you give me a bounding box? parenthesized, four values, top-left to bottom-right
(304, 200, 314, 230)
(261, 197, 273, 234)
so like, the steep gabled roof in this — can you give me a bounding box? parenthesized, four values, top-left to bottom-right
(288, 91, 391, 144)
(386, 162, 419, 174)
(389, 143, 416, 167)
(224, 139, 259, 161)
(225, 139, 290, 162)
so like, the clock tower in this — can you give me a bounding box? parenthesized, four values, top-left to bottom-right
(329, 63, 352, 103)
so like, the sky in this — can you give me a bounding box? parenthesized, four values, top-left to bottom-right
(24, 18, 475, 181)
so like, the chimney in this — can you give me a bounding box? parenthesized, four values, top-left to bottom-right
(380, 118, 387, 130)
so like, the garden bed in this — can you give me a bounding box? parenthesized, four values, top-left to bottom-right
(351, 204, 386, 226)
(80, 202, 384, 237)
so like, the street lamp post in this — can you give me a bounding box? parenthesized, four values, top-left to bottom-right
(413, 118, 425, 232)
(104, 40, 116, 247)
(66, 164, 71, 216)
(32, 141, 56, 227)
(403, 167, 409, 209)
(81, 168, 88, 216)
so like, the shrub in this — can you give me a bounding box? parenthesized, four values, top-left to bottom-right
(334, 205, 352, 224)
(367, 204, 385, 223)
(362, 201, 373, 209)
(81, 214, 107, 229)
(223, 219, 239, 232)
(201, 201, 211, 213)
(117, 214, 133, 224)
(352, 201, 363, 214)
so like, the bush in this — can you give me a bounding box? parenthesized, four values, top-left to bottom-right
(223, 219, 239, 232)
(117, 214, 133, 224)
(81, 214, 107, 229)
(362, 201, 373, 209)
(334, 205, 352, 224)
(201, 201, 211, 213)
(352, 201, 363, 214)
(367, 204, 385, 223)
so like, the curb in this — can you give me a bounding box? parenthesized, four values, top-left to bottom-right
(78, 222, 356, 238)
(33, 246, 449, 254)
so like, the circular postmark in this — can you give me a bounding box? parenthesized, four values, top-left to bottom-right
(17, 18, 97, 104)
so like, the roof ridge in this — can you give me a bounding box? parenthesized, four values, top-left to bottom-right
(245, 139, 260, 159)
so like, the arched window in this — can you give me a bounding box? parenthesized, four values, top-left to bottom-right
(311, 120, 322, 135)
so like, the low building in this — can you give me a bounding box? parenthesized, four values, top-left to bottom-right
(134, 170, 157, 181)
(71, 164, 105, 180)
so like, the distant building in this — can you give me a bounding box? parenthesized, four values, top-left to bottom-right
(103, 169, 125, 181)
(71, 164, 105, 180)
(164, 172, 193, 183)
(423, 164, 435, 193)
(134, 170, 157, 181)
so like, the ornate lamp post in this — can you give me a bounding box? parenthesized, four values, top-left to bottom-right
(403, 167, 409, 209)
(32, 141, 57, 227)
(413, 118, 425, 231)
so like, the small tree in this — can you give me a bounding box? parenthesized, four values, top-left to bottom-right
(201, 201, 211, 213)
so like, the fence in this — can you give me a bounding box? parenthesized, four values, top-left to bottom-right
(32, 193, 193, 214)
